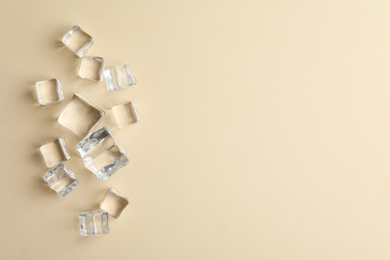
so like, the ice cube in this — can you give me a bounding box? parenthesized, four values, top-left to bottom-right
(62, 25, 94, 57)
(35, 79, 64, 105)
(79, 210, 109, 236)
(40, 138, 70, 168)
(43, 163, 79, 197)
(58, 93, 104, 138)
(100, 188, 129, 218)
(111, 101, 140, 128)
(76, 126, 129, 181)
(103, 64, 136, 92)
(78, 56, 105, 81)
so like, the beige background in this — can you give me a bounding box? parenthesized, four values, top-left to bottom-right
(1, 0, 390, 259)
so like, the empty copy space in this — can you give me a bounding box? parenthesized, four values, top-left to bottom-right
(3, 1, 390, 259)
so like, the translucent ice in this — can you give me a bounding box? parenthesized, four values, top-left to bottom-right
(58, 93, 104, 138)
(40, 138, 70, 168)
(103, 64, 136, 92)
(78, 56, 105, 81)
(43, 163, 79, 197)
(100, 188, 129, 218)
(62, 25, 94, 57)
(76, 126, 129, 181)
(35, 79, 64, 105)
(111, 101, 140, 128)
(79, 210, 109, 236)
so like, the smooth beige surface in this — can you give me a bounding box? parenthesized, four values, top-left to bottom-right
(1, 0, 390, 259)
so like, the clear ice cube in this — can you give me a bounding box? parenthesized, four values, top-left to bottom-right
(43, 163, 79, 197)
(62, 25, 94, 57)
(35, 79, 64, 105)
(78, 56, 105, 81)
(79, 210, 109, 236)
(111, 101, 140, 128)
(103, 64, 136, 92)
(100, 188, 129, 218)
(58, 93, 104, 138)
(40, 138, 70, 168)
(76, 126, 130, 181)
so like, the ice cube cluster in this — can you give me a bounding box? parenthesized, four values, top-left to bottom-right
(37, 25, 138, 236)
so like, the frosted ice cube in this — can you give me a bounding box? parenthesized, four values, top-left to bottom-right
(62, 25, 94, 57)
(58, 93, 104, 138)
(100, 188, 129, 218)
(78, 56, 105, 81)
(103, 64, 136, 92)
(111, 101, 140, 128)
(43, 163, 79, 197)
(40, 138, 70, 168)
(79, 210, 109, 236)
(76, 126, 129, 181)
(35, 79, 64, 105)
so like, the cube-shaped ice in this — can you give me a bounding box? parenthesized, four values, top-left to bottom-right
(58, 93, 104, 138)
(103, 64, 136, 92)
(76, 126, 130, 181)
(78, 56, 105, 81)
(43, 163, 79, 197)
(111, 101, 140, 128)
(62, 25, 94, 57)
(79, 210, 109, 236)
(100, 188, 129, 218)
(40, 138, 70, 168)
(35, 79, 64, 105)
